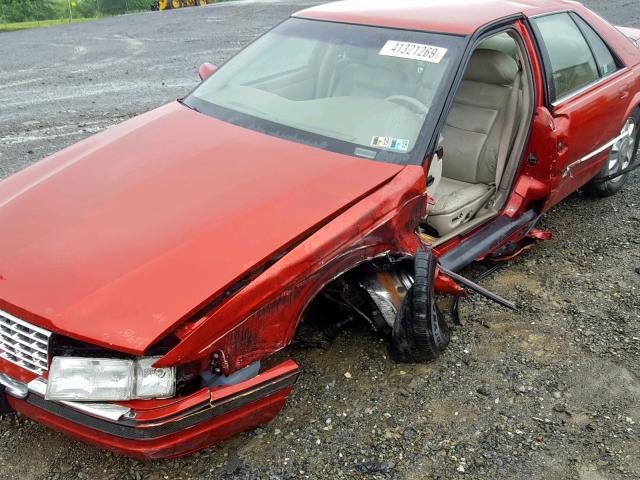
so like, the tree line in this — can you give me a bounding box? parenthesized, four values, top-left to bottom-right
(0, 0, 154, 23)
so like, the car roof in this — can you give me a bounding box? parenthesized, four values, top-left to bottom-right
(294, 0, 584, 35)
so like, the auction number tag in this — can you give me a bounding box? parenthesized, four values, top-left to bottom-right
(379, 40, 448, 63)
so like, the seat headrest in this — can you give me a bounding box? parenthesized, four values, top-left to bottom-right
(463, 49, 518, 85)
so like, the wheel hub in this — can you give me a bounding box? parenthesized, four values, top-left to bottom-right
(609, 118, 637, 182)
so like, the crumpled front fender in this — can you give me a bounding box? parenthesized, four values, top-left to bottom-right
(155, 166, 428, 373)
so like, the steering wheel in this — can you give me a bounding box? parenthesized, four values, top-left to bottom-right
(384, 95, 429, 115)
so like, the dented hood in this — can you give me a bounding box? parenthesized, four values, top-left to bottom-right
(0, 102, 402, 354)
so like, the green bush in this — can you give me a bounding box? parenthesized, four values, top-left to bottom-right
(77, 0, 153, 16)
(0, 0, 155, 23)
(0, 0, 58, 22)
(75, 0, 99, 17)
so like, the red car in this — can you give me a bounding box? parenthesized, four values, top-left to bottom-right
(0, 0, 639, 460)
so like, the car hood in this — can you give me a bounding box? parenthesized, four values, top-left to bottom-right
(0, 102, 403, 354)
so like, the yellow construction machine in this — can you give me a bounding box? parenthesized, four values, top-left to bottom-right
(152, 0, 208, 10)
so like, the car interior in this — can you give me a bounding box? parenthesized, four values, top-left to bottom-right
(237, 39, 451, 110)
(424, 32, 533, 242)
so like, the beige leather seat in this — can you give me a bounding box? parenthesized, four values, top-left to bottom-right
(428, 49, 519, 236)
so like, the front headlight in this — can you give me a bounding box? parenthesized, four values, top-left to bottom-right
(45, 356, 176, 402)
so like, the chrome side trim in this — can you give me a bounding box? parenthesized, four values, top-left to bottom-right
(562, 131, 630, 177)
(0, 372, 28, 399)
(28, 378, 130, 422)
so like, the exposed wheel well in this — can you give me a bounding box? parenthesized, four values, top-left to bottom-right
(293, 255, 415, 345)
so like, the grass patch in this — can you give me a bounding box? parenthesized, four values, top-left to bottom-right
(0, 17, 97, 33)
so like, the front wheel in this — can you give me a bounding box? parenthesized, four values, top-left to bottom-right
(585, 109, 640, 197)
(390, 247, 450, 363)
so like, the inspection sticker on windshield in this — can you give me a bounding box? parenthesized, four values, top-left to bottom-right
(379, 41, 447, 63)
(371, 136, 410, 152)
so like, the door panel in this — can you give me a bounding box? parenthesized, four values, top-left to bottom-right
(548, 70, 633, 204)
(530, 12, 633, 207)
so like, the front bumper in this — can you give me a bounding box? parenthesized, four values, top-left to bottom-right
(0, 360, 299, 459)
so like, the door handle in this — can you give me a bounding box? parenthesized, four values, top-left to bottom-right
(620, 90, 630, 100)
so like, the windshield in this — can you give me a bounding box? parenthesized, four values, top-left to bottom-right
(185, 18, 464, 164)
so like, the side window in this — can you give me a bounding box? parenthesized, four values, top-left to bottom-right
(533, 13, 599, 100)
(572, 15, 619, 77)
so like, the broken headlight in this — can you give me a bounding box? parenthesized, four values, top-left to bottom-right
(45, 356, 176, 402)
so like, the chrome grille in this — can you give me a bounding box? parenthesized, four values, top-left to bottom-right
(0, 309, 52, 375)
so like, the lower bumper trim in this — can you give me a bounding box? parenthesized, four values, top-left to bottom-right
(24, 365, 299, 440)
(2, 360, 299, 457)
(0, 371, 28, 399)
(28, 378, 131, 422)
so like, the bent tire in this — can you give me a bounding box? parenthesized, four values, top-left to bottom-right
(390, 247, 450, 363)
(585, 108, 640, 197)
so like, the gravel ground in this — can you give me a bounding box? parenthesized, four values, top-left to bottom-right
(0, 1, 639, 479)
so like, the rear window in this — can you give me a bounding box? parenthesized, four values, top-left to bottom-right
(573, 15, 619, 77)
